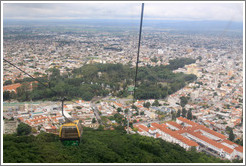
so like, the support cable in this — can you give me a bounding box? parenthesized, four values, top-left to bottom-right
(128, 3, 144, 134)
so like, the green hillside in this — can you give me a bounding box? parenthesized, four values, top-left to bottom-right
(3, 128, 234, 163)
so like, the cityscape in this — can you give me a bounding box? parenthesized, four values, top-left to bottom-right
(2, 1, 244, 164)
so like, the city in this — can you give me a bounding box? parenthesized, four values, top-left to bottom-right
(2, 2, 244, 164)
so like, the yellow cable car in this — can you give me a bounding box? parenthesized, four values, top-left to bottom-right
(59, 120, 83, 143)
(59, 99, 83, 146)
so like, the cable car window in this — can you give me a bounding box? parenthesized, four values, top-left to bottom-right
(61, 126, 78, 139)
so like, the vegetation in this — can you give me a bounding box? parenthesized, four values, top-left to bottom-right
(229, 129, 235, 141)
(167, 58, 196, 70)
(187, 109, 193, 120)
(177, 109, 181, 118)
(3, 129, 233, 163)
(180, 96, 189, 107)
(4, 59, 197, 102)
(3, 80, 12, 85)
(143, 102, 151, 109)
(17, 122, 32, 136)
(181, 108, 187, 118)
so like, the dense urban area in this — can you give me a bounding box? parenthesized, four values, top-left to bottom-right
(3, 20, 243, 162)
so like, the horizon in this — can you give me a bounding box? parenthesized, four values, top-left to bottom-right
(3, 2, 244, 22)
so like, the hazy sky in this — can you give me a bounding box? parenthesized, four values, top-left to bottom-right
(3, 2, 244, 22)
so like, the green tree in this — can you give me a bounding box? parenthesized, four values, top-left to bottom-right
(180, 96, 189, 107)
(187, 110, 192, 120)
(3, 80, 12, 85)
(144, 102, 151, 109)
(3, 91, 11, 101)
(152, 100, 160, 107)
(131, 105, 138, 110)
(17, 122, 32, 136)
(229, 129, 235, 141)
(92, 118, 97, 123)
(177, 109, 181, 117)
(124, 109, 129, 115)
(182, 108, 187, 118)
(117, 107, 122, 113)
(171, 112, 176, 120)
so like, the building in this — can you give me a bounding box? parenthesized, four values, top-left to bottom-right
(133, 117, 243, 160)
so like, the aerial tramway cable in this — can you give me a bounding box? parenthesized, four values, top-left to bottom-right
(128, 3, 144, 134)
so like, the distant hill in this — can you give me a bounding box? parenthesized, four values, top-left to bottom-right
(3, 128, 237, 163)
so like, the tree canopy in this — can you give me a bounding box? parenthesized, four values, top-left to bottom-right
(4, 59, 197, 102)
(17, 122, 32, 136)
(3, 129, 234, 163)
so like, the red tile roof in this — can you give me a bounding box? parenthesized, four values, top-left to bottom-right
(138, 124, 149, 132)
(166, 121, 183, 130)
(177, 117, 198, 127)
(114, 102, 123, 107)
(149, 127, 156, 131)
(199, 125, 227, 139)
(151, 122, 162, 129)
(138, 128, 143, 132)
(152, 123, 198, 147)
(188, 131, 233, 154)
(222, 139, 237, 146)
(235, 145, 243, 153)
(3, 83, 22, 92)
(134, 124, 149, 132)
(156, 133, 161, 138)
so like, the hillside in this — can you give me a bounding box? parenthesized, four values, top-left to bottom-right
(3, 128, 233, 163)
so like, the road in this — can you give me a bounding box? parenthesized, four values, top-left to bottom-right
(90, 96, 103, 125)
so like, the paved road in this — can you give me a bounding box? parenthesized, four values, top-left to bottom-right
(90, 96, 103, 125)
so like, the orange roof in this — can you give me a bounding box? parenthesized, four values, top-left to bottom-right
(188, 131, 233, 154)
(149, 127, 156, 131)
(199, 125, 227, 139)
(18, 117, 24, 121)
(136, 105, 143, 108)
(51, 126, 57, 129)
(235, 145, 243, 153)
(222, 139, 237, 146)
(138, 124, 149, 132)
(30, 116, 47, 122)
(177, 117, 198, 127)
(166, 121, 183, 130)
(3, 83, 22, 92)
(156, 133, 161, 138)
(151, 122, 162, 129)
(152, 122, 198, 147)
(138, 128, 143, 132)
(51, 116, 62, 119)
(114, 102, 123, 107)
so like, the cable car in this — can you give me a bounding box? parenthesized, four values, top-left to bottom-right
(59, 120, 83, 146)
(59, 98, 83, 146)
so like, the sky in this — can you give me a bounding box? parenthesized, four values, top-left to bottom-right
(2, 2, 244, 22)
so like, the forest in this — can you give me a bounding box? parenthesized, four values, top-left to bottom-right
(3, 128, 238, 163)
(3, 58, 197, 101)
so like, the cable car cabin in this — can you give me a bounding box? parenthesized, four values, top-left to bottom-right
(59, 120, 83, 146)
